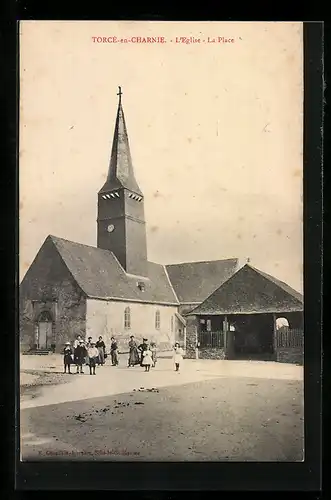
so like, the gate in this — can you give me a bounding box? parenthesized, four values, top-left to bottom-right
(198, 331, 225, 348)
(276, 327, 303, 348)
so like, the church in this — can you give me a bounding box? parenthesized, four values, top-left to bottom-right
(19, 88, 303, 361)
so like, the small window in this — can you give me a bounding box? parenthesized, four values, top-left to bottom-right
(124, 307, 131, 329)
(206, 319, 212, 332)
(155, 310, 161, 330)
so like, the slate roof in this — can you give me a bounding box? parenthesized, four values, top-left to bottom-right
(49, 236, 178, 304)
(99, 98, 143, 196)
(191, 264, 303, 315)
(165, 259, 239, 304)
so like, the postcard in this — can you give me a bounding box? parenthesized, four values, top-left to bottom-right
(19, 21, 304, 463)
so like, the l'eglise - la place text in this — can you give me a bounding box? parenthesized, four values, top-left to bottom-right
(175, 37, 235, 44)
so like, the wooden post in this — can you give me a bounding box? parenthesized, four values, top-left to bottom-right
(195, 324, 199, 360)
(224, 315, 228, 357)
(272, 313, 277, 359)
(184, 326, 187, 351)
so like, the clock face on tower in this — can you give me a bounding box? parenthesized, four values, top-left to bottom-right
(107, 224, 115, 233)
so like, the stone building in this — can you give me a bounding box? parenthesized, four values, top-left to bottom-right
(19, 89, 244, 353)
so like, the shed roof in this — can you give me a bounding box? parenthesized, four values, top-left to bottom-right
(190, 264, 303, 315)
(165, 258, 239, 304)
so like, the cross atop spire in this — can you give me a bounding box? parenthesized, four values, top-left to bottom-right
(117, 86, 122, 104)
(98, 88, 142, 196)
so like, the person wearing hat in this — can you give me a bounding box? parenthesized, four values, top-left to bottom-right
(128, 335, 140, 367)
(173, 342, 184, 372)
(74, 339, 87, 374)
(141, 343, 153, 372)
(87, 341, 99, 375)
(63, 342, 73, 374)
(73, 335, 83, 350)
(138, 338, 148, 367)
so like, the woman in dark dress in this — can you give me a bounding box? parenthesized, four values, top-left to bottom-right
(74, 340, 87, 374)
(96, 336, 106, 365)
(138, 338, 148, 367)
(128, 335, 140, 367)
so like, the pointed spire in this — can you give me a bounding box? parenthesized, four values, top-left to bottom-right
(99, 87, 143, 195)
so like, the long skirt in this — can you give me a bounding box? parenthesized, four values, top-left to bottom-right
(128, 347, 140, 366)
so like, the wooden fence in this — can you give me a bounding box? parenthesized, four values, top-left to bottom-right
(198, 331, 225, 348)
(276, 327, 304, 348)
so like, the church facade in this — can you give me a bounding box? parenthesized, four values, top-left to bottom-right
(19, 89, 243, 353)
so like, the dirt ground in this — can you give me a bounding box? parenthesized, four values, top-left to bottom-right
(20, 375, 304, 462)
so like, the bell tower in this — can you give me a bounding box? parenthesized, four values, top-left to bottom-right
(97, 87, 148, 277)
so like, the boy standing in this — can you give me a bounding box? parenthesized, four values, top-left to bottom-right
(110, 337, 119, 366)
(63, 342, 73, 374)
(87, 342, 99, 375)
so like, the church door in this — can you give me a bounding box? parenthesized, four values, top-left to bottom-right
(37, 311, 53, 349)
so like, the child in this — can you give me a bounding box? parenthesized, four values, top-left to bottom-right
(173, 342, 184, 372)
(142, 345, 153, 372)
(74, 339, 87, 374)
(63, 342, 73, 374)
(87, 341, 99, 375)
(150, 341, 157, 368)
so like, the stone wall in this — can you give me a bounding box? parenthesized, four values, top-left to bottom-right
(198, 348, 226, 360)
(276, 347, 303, 365)
(184, 315, 198, 359)
(86, 298, 177, 352)
(19, 237, 86, 353)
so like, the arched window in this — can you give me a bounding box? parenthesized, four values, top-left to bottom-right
(38, 310, 52, 322)
(155, 310, 161, 330)
(124, 307, 131, 329)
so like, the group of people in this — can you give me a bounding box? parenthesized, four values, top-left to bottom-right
(63, 334, 184, 375)
(128, 336, 157, 371)
(63, 335, 119, 375)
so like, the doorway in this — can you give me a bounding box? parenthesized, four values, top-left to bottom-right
(37, 311, 53, 349)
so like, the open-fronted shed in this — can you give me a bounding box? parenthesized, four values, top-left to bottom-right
(185, 265, 303, 364)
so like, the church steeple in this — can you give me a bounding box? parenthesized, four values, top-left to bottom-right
(97, 88, 148, 277)
(99, 86, 142, 196)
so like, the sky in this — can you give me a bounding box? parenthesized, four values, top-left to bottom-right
(19, 21, 303, 292)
